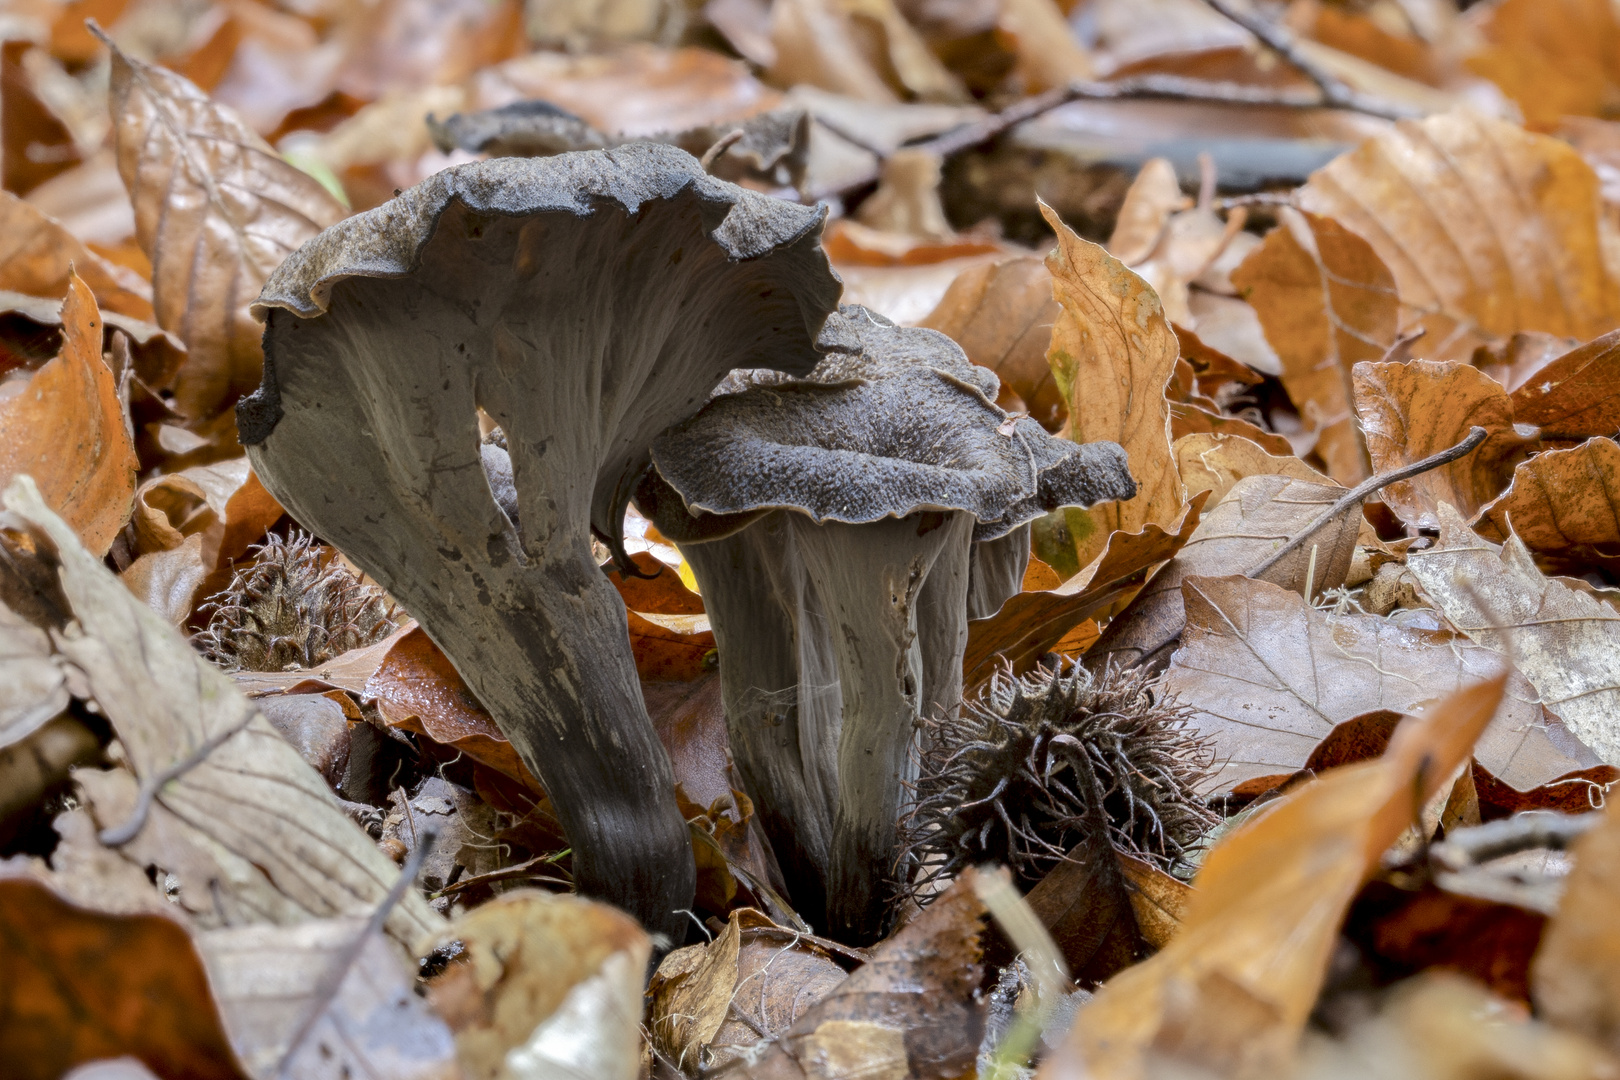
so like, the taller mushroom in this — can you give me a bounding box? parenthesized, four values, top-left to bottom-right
(239, 146, 840, 938)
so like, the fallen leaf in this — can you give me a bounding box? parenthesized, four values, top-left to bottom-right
(1086, 474, 1363, 672)
(1464, 0, 1620, 132)
(428, 889, 649, 1080)
(4, 475, 440, 946)
(1161, 574, 1591, 794)
(1296, 112, 1620, 360)
(107, 43, 347, 421)
(964, 492, 1208, 688)
(1107, 157, 1185, 266)
(919, 255, 1065, 429)
(0, 866, 250, 1080)
(1117, 851, 1189, 952)
(1048, 675, 1506, 1079)
(197, 918, 460, 1079)
(0, 272, 138, 556)
(0, 599, 67, 747)
(1531, 801, 1620, 1052)
(725, 866, 990, 1076)
(996, 0, 1093, 94)
(1352, 359, 1533, 527)
(1172, 431, 1331, 507)
(1508, 328, 1620, 441)
(628, 610, 718, 682)
(1024, 832, 1144, 986)
(648, 907, 848, 1072)
(1231, 207, 1398, 484)
(603, 551, 704, 616)
(0, 191, 152, 321)
(1477, 438, 1620, 552)
(1474, 331, 1581, 394)
(2, 41, 82, 196)
(1407, 503, 1620, 767)
(118, 532, 209, 626)
(767, 0, 964, 104)
(1472, 763, 1619, 821)
(1168, 400, 1296, 458)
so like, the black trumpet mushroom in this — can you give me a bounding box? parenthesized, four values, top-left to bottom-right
(640, 306, 1136, 942)
(239, 146, 841, 939)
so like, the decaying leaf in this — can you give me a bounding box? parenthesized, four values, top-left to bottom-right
(428, 889, 649, 1080)
(1464, 0, 1620, 131)
(1041, 200, 1184, 573)
(106, 42, 346, 421)
(0, 866, 249, 1080)
(1172, 432, 1331, 507)
(1478, 438, 1620, 552)
(1161, 574, 1595, 794)
(1352, 359, 1533, 527)
(722, 866, 990, 1077)
(1297, 112, 1620, 359)
(1231, 208, 1397, 483)
(0, 191, 152, 321)
(3, 475, 439, 946)
(1531, 803, 1620, 1054)
(1087, 474, 1363, 672)
(1508, 328, 1620, 441)
(1407, 504, 1620, 767)
(0, 272, 137, 557)
(1049, 675, 1507, 1079)
(1107, 158, 1185, 267)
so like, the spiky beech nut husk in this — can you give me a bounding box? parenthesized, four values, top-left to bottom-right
(196, 530, 397, 672)
(897, 660, 1218, 898)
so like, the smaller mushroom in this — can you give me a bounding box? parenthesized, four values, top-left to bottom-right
(644, 307, 1134, 940)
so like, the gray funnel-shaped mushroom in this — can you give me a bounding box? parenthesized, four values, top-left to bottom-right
(645, 307, 1135, 941)
(240, 146, 841, 939)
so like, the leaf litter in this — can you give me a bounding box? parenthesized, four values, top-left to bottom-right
(9, 2, 1620, 1077)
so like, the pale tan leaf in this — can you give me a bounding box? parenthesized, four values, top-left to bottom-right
(1173, 431, 1331, 507)
(1041, 200, 1184, 572)
(1230, 207, 1398, 483)
(1297, 111, 1620, 359)
(2, 475, 440, 947)
(1478, 437, 1620, 552)
(1464, 0, 1620, 132)
(197, 919, 459, 1080)
(0, 272, 138, 556)
(1532, 804, 1620, 1055)
(107, 44, 346, 421)
(1351, 358, 1534, 527)
(1087, 474, 1362, 672)
(0, 600, 67, 749)
(1407, 503, 1620, 766)
(1048, 676, 1507, 1079)
(1162, 574, 1592, 793)
(0, 190, 152, 320)
(1107, 158, 1184, 266)
(997, 0, 1094, 94)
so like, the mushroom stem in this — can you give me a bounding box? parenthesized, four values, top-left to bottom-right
(790, 510, 976, 942)
(677, 514, 841, 929)
(966, 523, 1033, 621)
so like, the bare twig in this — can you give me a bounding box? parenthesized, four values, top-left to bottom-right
(272, 831, 436, 1080)
(1200, 0, 1422, 122)
(1376, 327, 1427, 365)
(1247, 426, 1489, 581)
(1430, 811, 1601, 872)
(699, 128, 745, 171)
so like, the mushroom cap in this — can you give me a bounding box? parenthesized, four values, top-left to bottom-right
(650, 306, 1135, 540)
(243, 143, 840, 541)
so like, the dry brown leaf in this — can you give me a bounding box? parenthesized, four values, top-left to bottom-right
(1086, 474, 1363, 672)
(1352, 359, 1533, 527)
(1161, 574, 1593, 794)
(428, 889, 648, 1080)
(1407, 503, 1620, 767)
(2, 41, 82, 196)
(725, 866, 990, 1076)
(1475, 331, 1582, 393)
(767, 0, 965, 103)
(1107, 158, 1185, 266)
(1117, 851, 1189, 952)
(1478, 438, 1620, 552)
(996, 0, 1094, 94)
(1173, 432, 1332, 507)
(107, 44, 346, 422)
(1168, 400, 1295, 458)
(1509, 328, 1620, 440)
(118, 532, 209, 626)
(0, 191, 152, 321)
(1532, 803, 1620, 1054)
(914, 259, 1058, 418)
(964, 492, 1208, 688)
(4, 475, 440, 947)
(0, 866, 250, 1080)
(1042, 200, 1184, 573)
(648, 907, 847, 1072)
(0, 598, 67, 749)
(1047, 675, 1507, 1079)
(1231, 207, 1397, 484)
(1024, 831, 1143, 986)
(197, 918, 460, 1080)
(1464, 0, 1620, 132)
(0, 272, 137, 557)
(1296, 111, 1620, 360)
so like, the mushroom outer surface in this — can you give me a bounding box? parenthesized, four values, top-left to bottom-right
(242, 145, 841, 939)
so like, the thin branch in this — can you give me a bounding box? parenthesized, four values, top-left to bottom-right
(1200, 0, 1422, 122)
(273, 831, 436, 1080)
(1430, 810, 1601, 872)
(99, 709, 260, 846)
